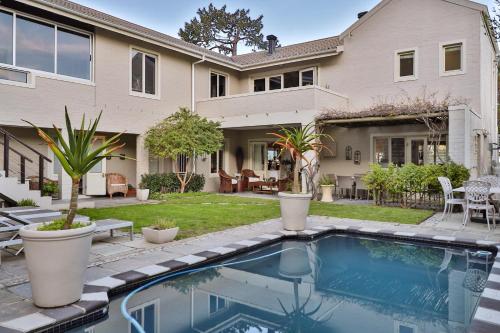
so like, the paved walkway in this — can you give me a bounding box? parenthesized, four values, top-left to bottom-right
(1, 212, 500, 325)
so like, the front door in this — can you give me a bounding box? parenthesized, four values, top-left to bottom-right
(408, 137, 426, 165)
(84, 136, 107, 195)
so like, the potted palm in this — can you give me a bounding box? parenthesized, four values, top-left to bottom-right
(269, 123, 332, 231)
(142, 219, 179, 244)
(319, 175, 335, 202)
(22, 108, 125, 307)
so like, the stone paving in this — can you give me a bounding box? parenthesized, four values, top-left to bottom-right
(1, 212, 500, 328)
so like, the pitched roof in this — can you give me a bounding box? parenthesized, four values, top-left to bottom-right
(32, 0, 342, 70)
(231, 36, 342, 67)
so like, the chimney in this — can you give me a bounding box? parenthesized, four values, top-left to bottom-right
(266, 35, 277, 54)
(357, 11, 368, 19)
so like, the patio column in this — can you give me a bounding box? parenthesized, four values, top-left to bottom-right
(136, 134, 149, 188)
(58, 128, 72, 200)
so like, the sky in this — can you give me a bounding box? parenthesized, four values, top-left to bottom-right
(76, 0, 497, 54)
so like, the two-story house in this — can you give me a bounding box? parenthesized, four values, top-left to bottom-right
(0, 0, 497, 204)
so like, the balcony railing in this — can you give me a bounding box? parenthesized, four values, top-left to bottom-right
(196, 85, 349, 121)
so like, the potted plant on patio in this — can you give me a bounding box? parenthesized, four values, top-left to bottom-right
(269, 123, 333, 231)
(142, 219, 179, 244)
(319, 175, 334, 202)
(22, 108, 125, 307)
(136, 182, 150, 201)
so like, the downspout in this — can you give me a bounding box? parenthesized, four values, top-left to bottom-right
(191, 55, 206, 112)
(191, 55, 206, 174)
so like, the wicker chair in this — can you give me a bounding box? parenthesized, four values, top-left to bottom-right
(106, 173, 128, 199)
(219, 169, 237, 193)
(241, 169, 260, 190)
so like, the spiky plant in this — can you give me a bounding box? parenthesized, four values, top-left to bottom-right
(268, 123, 333, 194)
(24, 108, 125, 229)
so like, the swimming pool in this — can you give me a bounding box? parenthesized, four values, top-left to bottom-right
(71, 234, 493, 333)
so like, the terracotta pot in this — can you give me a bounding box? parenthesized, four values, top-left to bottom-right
(19, 222, 96, 307)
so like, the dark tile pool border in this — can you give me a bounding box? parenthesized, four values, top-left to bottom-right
(2, 223, 500, 333)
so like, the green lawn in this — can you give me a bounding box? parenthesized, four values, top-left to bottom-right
(78, 193, 433, 239)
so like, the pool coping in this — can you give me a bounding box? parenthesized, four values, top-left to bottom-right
(2, 223, 500, 333)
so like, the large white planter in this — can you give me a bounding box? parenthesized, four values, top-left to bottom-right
(19, 222, 96, 308)
(278, 192, 312, 231)
(136, 189, 150, 201)
(320, 185, 334, 202)
(142, 227, 179, 244)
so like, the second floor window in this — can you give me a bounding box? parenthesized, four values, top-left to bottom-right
(444, 43, 462, 72)
(0, 9, 92, 81)
(210, 72, 227, 97)
(131, 48, 157, 96)
(253, 68, 315, 92)
(394, 48, 417, 82)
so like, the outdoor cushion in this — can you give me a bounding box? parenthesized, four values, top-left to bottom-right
(231, 179, 238, 185)
(248, 177, 260, 182)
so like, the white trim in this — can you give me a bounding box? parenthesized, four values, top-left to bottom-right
(439, 39, 466, 77)
(129, 45, 161, 100)
(0, 65, 34, 88)
(394, 47, 418, 82)
(299, 67, 316, 86)
(0, 5, 94, 83)
(127, 299, 160, 333)
(209, 69, 230, 98)
(369, 132, 435, 165)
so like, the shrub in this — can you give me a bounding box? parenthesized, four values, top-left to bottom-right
(141, 173, 205, 193)
(149, 218, 177, 230)
(17, 198, 38, 207)
(363, 162, 469, 207)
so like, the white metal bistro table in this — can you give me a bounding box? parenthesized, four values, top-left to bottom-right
(453, 186, 500, 194)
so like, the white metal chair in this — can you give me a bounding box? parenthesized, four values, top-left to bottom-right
(438, 176, 465, 221)
(478, 175, 500, 187)
(464, 180, 496, 230)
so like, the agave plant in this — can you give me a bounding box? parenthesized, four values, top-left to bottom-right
(24, 108, 125, 229)
(269, 122, 333, 194)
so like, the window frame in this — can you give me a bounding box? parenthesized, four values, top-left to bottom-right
(394, 47, 418, 82)
(127, 299, 160, 333)
(249, 68, 316, 93)
(439, 39, 466, 77)
(210, 141, 226, 175)
(129, 45, 160, 100)
(299, 67, 316, 86)
(209, 69, 229, 98)
(370, 133, 437, 166)
(0, 5, 94, 86)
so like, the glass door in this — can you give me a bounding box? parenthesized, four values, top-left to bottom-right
(408, 137, 426, 165)
(250, 142, 266, 176)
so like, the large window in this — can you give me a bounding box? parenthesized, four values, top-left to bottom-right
(440, 41, 465, 76)
(0, 9, 92, 81)
(373, 136, 442, 166)
(252, 68, 315, 93)
(130, 48, 157, 96)
(210, 71, 227, 98)
(0, 10, 13, 65)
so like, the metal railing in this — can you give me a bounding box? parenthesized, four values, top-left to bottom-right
(0, 127, 52, 194)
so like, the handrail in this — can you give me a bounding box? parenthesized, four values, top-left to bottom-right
(0, 127, 51, 162)
(0, 141, 34, 163)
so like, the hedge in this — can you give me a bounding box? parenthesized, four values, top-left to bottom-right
(362, 162, 469, 207)
(140, 173, 205, 193)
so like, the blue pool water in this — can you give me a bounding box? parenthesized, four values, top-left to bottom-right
(72, 234, 493, 333)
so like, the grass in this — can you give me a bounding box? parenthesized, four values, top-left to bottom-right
(78, 193, 434, 240)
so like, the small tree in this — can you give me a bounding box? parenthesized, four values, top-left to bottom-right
(179, 3, 268, 56)
(145, 108, 223, 193)
(25, 108, 125, 229)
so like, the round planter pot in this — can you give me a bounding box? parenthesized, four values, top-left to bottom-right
(136, 189, 150, 201)
(19, 222, 96, 308)
(320, 185, 334, 202)
(142, 227, 179, 244)
(278, 192, 312, 231)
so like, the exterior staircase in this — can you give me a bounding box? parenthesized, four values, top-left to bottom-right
(0, 127, 53, 209)
(0, 171, 52, 209)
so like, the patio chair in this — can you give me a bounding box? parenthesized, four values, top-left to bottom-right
(218, 169, 237, 193)
(438, 176, 465, 221)
(241, 169, 260, 190)
(106, 173, 128, 199)
(464, 180, 496, 230)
